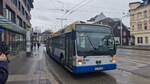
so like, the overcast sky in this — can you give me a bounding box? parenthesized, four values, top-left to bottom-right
(31, 0, 141, 32)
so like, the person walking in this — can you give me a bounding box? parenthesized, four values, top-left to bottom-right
(37, 42, 40, 49)
(31, 43, 33, 51)
(33, 42, 36, 49)
(0, 42, 9, 84)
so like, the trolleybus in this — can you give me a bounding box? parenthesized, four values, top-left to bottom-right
(46, 22, 117, 74)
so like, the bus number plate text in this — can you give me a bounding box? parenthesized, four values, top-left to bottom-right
(95, 67, 103, 71)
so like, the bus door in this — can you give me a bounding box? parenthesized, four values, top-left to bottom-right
(65, 34, 73, 68)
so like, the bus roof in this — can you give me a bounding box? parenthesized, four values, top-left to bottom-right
(51, 21, 111, 37)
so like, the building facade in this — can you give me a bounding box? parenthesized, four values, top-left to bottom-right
(129, 0, 150, 46)
(0, 0, 33, 53)
(87, 13, 131, 46)
(41, 30, 52, 43)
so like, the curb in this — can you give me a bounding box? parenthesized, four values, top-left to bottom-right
(118, 47, 150, 51)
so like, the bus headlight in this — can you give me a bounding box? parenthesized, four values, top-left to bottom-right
(78, 60, 83, 65)
(112, 56, 116, 63)
(78, 61, 83, 65)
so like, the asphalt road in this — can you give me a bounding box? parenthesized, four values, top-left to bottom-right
(6, 46, 150, 84)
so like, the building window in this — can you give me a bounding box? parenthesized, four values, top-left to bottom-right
(12, 0, 17, 7)
(123, 31, 126, 36)
(23, 22, 26, 29)
(137, 23, 142, 30)
(11, 11, 16, 23)
(144, 10, 147, 18)
(137, 12, 142, 19)
(5, 8, 11, 20)
(22, 6, 25, 15)
(27, 5, 30, 12)
(137, 37, 143, 44)
(130, 14, 135, 20)
(25, 12, 28, 19)
(145, 37, 148, 44)
(17, 16, 22, 27)
(144, 22, 147, 30)
(18, 1, 21, 11)
(23, 0, 27, 6)
(5, 7, 16, 23)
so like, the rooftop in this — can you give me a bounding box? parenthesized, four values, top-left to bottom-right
(129, 0, 150, 9)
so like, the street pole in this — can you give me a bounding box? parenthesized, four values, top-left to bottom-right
(120, 12, 129, 47)
(120, 12, 128, 46)
(120, 19, 123, 46)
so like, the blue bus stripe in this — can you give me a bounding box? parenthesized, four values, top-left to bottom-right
(72, 64, 117, 74)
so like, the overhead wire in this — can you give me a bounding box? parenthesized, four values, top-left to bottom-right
(66, 0, 94, 16)
(33, 0, 129, 32)
(63, 0, 90, 16)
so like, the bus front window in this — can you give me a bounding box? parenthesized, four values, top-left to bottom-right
(76, 32, 115, 56)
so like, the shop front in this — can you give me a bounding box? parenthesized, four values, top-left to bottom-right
(0, 16, 26, 55)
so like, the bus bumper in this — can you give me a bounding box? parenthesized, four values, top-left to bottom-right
(72, 64, 117, 74)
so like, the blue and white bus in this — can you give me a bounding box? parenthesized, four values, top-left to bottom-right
(46, 22, 117, 74)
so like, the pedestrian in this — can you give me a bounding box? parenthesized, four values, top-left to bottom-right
(37, 42, 40, 49)
(0, 42, 9, 84)
(33, 42, 36, 49)
(31, 43, 33, 51)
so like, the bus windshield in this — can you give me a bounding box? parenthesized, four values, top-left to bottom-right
(76, 25, 115, 56)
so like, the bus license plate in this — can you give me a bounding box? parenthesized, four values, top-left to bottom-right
(95, 67, 103, 71)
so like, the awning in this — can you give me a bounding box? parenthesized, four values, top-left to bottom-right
(0, 16, 26, 35)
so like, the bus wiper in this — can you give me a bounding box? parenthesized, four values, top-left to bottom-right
(86, 35, 97, 50)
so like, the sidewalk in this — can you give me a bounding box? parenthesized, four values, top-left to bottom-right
(118, 46, 150, 51)
(8, 51, 26, 61)
(6, 45, 59, 84)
